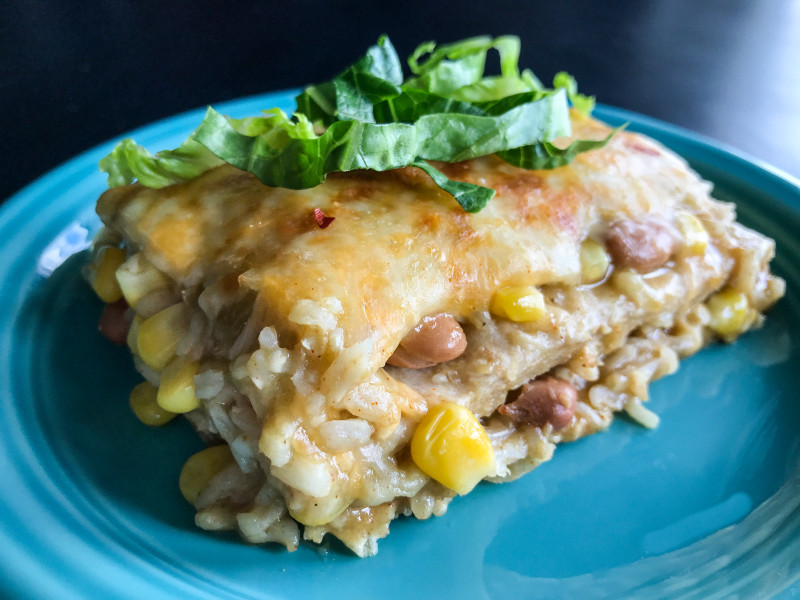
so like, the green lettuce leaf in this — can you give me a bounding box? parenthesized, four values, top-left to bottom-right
(98, 137, 223, 188)
(192, 91, 572, 211)
(412, 160, 494, 212)
(193, 92, 569, 172)
(553, 71, 595, 116)
(498, 130, 618, 170)
(100, 34, 615, 213)
(296, 35, 403, 125)
(405, 35, 526, 99)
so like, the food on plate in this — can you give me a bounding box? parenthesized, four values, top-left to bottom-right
(86, 35, 784, 556)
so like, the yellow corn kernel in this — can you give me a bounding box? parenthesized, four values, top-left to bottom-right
(136, 303, 189, 370)
(116, 252, 170, 310)
(129, 381, 177, 426)
(90, 246, 126, 303)
(411, 402, 496, 495)
(743, 307, 760, 330)
(579, 239, 611, 284)
(127, 314, 143, 355)
(179, 445, 235, 504)
(706, 289, 750, 337)
(491, 285, 546, 322)
(677, 212, 710, 255)
(157, 357, 200, 413)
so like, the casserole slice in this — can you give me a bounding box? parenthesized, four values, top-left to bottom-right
(89, 112, 784, 556)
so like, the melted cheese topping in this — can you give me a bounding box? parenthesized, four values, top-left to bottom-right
(97, 114, 702, 361)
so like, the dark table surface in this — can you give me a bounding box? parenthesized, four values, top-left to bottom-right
(2, 0, 799, 204)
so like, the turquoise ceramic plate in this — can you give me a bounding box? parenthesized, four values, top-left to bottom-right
(1, 92, 799, 599)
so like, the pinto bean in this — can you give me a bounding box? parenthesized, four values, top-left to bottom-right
(98, 299, 131, 345)
(605, 218, 676, 273)
(386, 313, 467, 369)
(498, 376, 577, 430)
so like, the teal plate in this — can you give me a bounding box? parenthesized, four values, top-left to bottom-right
(1, 92, 799, 599)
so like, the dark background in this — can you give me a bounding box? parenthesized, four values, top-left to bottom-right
(1, 0, 799, 204)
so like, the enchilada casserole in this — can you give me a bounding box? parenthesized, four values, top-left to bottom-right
(86, 37, 784, 557)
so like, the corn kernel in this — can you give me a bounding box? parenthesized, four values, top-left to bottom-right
(116, 253, 170, 310)
(706, 288, 750, 337)
(491, 285, 546, 322)
(127, 314, 143, 355)
(157, 357, 200, 413)
(179, 445, 234, 504)
(411, 402, 496, 495)
(579, 239, 611, 284)
(90, 246, 126, 303)
(129, 381, 177, 426)
(743, 307, 759, 330)
(137, 303, 189, 370)
(677, 212, 710, 255)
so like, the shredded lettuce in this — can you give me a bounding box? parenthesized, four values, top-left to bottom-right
(498, 134, 616, 170)
(100, 35, 612, 212)
(297, 35, 403, 125)
(553, 71, 595, 117)
(406, 35, 538, 102)
(194, 91, 569, 179)
(99, 138, 223, 188)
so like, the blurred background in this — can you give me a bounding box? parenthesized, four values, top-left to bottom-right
(1, 0, 799, 203)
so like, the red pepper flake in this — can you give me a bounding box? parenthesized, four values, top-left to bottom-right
(313, 208, 335, 229)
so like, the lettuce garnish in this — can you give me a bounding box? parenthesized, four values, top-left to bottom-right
(100, 35, 611, 212)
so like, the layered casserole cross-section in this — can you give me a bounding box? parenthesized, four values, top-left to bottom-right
(87, 112, 784, 556)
